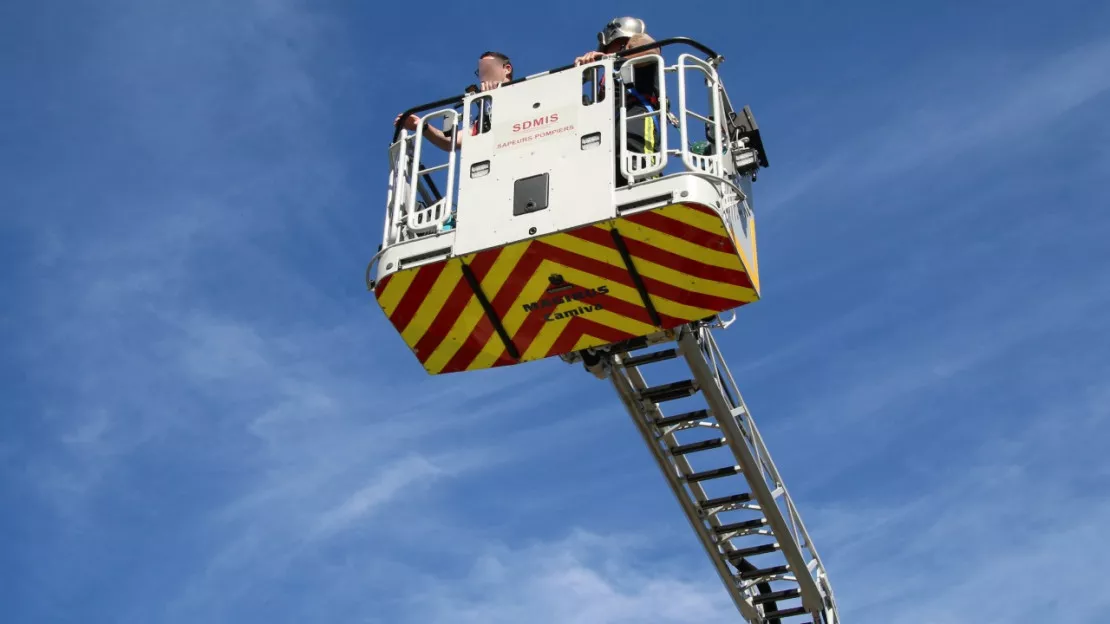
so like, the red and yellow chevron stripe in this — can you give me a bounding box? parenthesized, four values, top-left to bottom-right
(374, 202, 759, 375)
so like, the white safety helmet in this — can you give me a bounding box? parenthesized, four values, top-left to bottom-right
(597, 16, 646, 50)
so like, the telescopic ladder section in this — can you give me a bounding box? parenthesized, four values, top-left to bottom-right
(599, 323, 839, 623)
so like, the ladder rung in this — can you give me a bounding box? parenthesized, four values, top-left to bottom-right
(713, 517, 767, 534)
(640, 380, 698, 403)
(753, 589, 800, 605)
(762, 606, 808, 619)
(700, 492, 751, 510)
(671, 437, 726, 456)
(685, 465, 741, 483)
(622, 348, 677, 367)
(739, 564, 789, 580)
(726, 543, 779, 560)
(656, 409, 709, 428)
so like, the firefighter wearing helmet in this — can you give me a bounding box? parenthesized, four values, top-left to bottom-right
(598, 16, 648, 51)
(573, 18, 662, 187)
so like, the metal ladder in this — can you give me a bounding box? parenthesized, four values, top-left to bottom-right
(571, 322, 839, 623)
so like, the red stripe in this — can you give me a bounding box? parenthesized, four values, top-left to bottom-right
(527, 272, 684, 329)
(566, 225, 753, 290)
(508, 298, 551, 356)
(506, 276, 655, 357)
(531, 240, 745, 314)
(436, 249, 508, 373)
(412, 249, 502, 361)
(545, 319, 590, 359)
(389, 261, 447, 333)
(620, 234, 753, 289)
(622, 209, 733, 252)
(545, 316, 636, 358)
(443, 246, 543, 373)
(574, 317, 635, 344)
(437, 218, 751, 372)
(374, 274, 392, 298)
(590, 290, 686, 328)
(489, 245, 546, 317)
(449, 246, 547, 370)
(681, 202, 720, 218)
(441, 315, 494, 373)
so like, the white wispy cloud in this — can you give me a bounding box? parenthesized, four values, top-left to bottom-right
(762, 33, 1110, 214)
(7, 2, 569, 621)
(809, 373, 1110, 622)
(401, 529, 738, 624)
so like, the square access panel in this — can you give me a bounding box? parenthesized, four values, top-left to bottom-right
(513, 172, 549, 216)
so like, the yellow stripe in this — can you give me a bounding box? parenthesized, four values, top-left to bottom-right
(529, 262, 710, 332)
(544, 231, 751, 304)
(376, 268, 417, 315)
(588, 308, 656, 337)
(468, 249, 552, 370)
(520, 315, 568, 361)
(613, 220, 742, 270)
(521, 307, 650, 359)
(519, 288, 657, 360)
(520, 290, 655, 361)
(400, 261, 462, 345)
(519, 257, 652, 359)
(423, 244, 531, 373)
(470, 256, 662, 368)
(422, 293, 484, 374)
(572, 334, 598, 352)
(747, 217, 760, 293)
(532, 261, 654, 319)
(659, 203, 729, 237)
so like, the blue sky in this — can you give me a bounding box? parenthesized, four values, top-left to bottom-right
(3, 0, 1110, 622)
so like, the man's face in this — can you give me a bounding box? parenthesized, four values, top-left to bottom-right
(603, 38, 628, 55)
(476, 56, 511, 83)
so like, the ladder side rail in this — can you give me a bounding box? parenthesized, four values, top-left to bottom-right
(608, 354, 763, 622)
(676, 328, 829, 619)
(699, 330, 794, 525)
(704, 329, 825, 564)
(702, 328, 840, 621)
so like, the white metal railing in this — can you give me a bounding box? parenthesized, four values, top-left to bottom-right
(380, 51, 747, 254)
(618, 54, 669, 182)
(383, 135, 410, 246)
(677, 54, 725, 177)
(383, 107, 459, 247)
(407, 108, 459, 236)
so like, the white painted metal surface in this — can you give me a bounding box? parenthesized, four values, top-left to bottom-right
(451, 59, 620, 257)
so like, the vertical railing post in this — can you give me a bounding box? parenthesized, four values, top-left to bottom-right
(386, 134, 411, 245)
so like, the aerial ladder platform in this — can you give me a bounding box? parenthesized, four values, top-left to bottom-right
(562, 322, 838, 622)
(367, 35, 839, 623)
